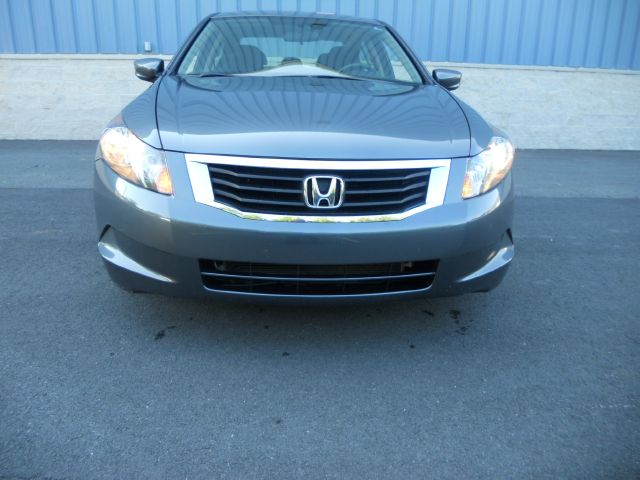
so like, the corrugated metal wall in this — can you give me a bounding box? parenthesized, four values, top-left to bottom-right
(0, 0, 638, 69)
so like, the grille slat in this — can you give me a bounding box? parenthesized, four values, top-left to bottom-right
(343, 192, 426, 207)
(347, 181, 428, 195)
(214, 188, 303, 207)
(208, 164, 431, 216)
(344, 171, 430, 183)
(200, 259, 439, 296)
(213, 177, 301, 194)
(209, 166, 301, 183)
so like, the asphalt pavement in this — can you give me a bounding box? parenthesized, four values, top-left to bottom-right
(0, 142, 639, 479)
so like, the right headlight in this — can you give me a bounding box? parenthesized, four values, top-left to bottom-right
(97, 125, 172, 195)
(462, 136, 515, 199)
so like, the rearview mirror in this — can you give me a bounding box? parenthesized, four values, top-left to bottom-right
(134, 58, 165, 82)
(432, 69, 462, 91)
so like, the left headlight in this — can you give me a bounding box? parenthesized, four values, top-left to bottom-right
(97, 126, 173, 195)
(462, 136, 514, 199)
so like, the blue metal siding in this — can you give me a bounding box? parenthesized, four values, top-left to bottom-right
(0, 0, 638, 69)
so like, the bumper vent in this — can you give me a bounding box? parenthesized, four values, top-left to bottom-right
(208, 164, 431, 216)
(199, 259, 439, 296)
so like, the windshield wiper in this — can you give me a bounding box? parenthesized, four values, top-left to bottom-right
(253, 73, 365, 81)
(305, 74, 365, 81)
(330, 75, 419, 86)
(194, 72, 235, 78)
(294, 74, 411, 85)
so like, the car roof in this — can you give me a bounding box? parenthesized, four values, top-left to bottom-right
(207, 11, 387, 27)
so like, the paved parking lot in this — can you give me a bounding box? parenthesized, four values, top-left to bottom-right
(1, 142, 639, 479)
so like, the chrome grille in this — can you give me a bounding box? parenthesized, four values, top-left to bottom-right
(207, 164, 431, 216)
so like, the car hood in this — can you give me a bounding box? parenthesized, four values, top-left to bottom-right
(155, 75, 470, 159)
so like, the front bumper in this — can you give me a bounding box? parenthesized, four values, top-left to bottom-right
(94, 152, 514, 303)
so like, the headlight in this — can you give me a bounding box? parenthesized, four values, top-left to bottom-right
(97, 126, 172, 195)
(462, 136, 514, 199)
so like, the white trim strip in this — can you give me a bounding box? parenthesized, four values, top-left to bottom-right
(426, 163, 450, 206)
(186, 154, 450, 170)
(186, 160, 215, 205)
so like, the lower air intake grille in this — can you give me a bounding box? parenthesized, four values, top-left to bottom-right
(199, 259, 439, 296)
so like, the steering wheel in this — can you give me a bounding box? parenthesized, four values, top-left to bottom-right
(338, 63, 378, 77)
(281, 57, 302, 65)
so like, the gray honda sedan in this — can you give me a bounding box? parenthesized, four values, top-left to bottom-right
(94, 12, 515, 302)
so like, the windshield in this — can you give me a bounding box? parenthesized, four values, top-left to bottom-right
(177, 16, 423, 84)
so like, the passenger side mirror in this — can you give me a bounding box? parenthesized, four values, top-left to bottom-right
(134, 58, 165, 82)
(432, 69, 462, 91)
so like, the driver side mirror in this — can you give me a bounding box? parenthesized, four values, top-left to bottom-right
(432, 69, 462, 91)
(134, 58, 165, 82)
